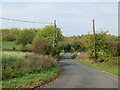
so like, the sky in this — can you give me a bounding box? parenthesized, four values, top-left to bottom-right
(0, 2, 118, 36)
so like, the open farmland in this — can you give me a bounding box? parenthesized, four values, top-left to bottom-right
(2, 41, 32, 51)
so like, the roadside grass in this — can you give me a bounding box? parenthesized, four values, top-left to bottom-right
(2, 41, 32, 50)
(75, 58, 119, 77)
(2, 51, 61, 88)
(72, 52, 119, 77)
(2, 64, 61, 88)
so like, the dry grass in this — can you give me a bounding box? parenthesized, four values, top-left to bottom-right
(2, 51, 58, 80)
(77, 52, 89, 60)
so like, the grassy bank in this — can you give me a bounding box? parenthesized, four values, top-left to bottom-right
(2, 64, 61, 88)
(2, 51, 61, 88)
(75, 58, 119, 77)
(72, 52, 119, 77)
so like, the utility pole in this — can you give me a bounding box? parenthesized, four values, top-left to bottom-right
(92, 19, 97, 63)
(53, 20, 57, 48)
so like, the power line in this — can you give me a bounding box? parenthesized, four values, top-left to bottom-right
(0, 17, 53, 24)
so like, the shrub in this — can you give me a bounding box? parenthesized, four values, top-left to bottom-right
(33, 42, 53, 55)
(88, 31, 110, 61)
(50, 47, 61, 59)
(2, 28, 21, 41)
(108, 42, 120, 56)
(20, 46, 32, 52)
(33, 33, 62, 57)
(16, 29, 36, 46)
(4, 34, 16, 41)
(32, 25, 64, 57)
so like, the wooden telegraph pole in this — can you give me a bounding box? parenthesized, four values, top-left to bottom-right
(92, 19, 97, 63)
(53, 20, 56, 47)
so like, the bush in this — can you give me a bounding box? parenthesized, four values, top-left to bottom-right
(16, 29, 36, 46)
(87, 49, 94, 60)
(20, 46, 32, 52)
(33, 42, 53, 55)
(3, 33, 16, 41)
(88, 31, 110, 61)
(2, 28, 20, 41)
(32, 25, 63, 56)
(33, 30, 62, 56)
(108, 42, 120, 56)
(33, 42, 61, 58)
(50, 47, 61, 59)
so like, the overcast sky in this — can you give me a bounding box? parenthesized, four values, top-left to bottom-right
(0, 2, 118, 36)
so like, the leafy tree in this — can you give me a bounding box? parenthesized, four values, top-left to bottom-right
(79, 35, 91, 51)
(33, 25, 63, 56)
(16, 29, 36, 46)
(58, 36, 82, 52)
(2, 28, 20, 41)
(88, 30, 117, 61)
(57, 40, 71, 52)
(4, 33, 16, 41)
(33, 25, 63, 45)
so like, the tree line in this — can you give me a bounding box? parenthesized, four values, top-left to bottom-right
(1, 26, 119, 61)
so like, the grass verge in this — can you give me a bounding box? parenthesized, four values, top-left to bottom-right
(75, 59, 119, 77)
(2, 64, 61, 88)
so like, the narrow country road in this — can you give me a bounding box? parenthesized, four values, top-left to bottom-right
(45, 53, 118, 88)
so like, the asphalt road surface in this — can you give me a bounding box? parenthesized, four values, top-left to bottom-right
(45, 53, 118, 88)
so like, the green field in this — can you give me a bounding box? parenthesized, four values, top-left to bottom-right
(2, 51, 61, 88)
(2, 41, 32, 50)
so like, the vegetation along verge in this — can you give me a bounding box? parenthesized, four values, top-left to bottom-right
(72, 52, 119, 77)
(70, 31, 119, 77)
(2, 51, 62, 88)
